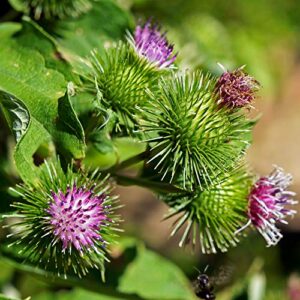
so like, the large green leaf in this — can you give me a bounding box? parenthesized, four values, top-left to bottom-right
(13, 17, 80, 84)
(118, 245, 197, 300)
(0, 24, 85, 183)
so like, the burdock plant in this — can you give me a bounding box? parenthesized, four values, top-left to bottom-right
(141, 71, 255, 188)
(137, 67, 297, 251)
(162, 165, 252, 253)
(6, 160, 120, 277)
(0, 2, 298, 296)
(89, 20, 177, 133)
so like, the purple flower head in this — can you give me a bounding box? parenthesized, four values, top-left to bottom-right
(237, 167, 297, 246)
(215, 67, 260, 108)
(133, 20, 177, 68)
(47, 184, 109, 252)
(7, 159, 119, 276)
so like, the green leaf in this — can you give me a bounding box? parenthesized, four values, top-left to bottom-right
(0, 22, 21, 39)
(8, 0, 26, 12)
(0, 93, 30, 142)
(53, 0, 133, 58)
(118, 245, 196, 300)
(84, 137, 145, 170)
(0, 92, 51, 183)
(0, 25, 85, 182)
(90, 131, 114, 154)
(56, 91, 85, 157)
(34, 289, 125, 300)
(14, 17, 80, 83)
(89, 109, 118, 155)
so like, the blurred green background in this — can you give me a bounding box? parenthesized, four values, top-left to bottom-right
(1, 0, 300, 299)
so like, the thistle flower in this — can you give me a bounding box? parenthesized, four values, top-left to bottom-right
(89, 21, 176, 133)
(162, 167, 252, 253)
(47, 185, 108, 252)
(133, 20, 177, 68)
(6, 160, 120, 277)
(14, 0, 92, 19)
(215, 67, 259, 109)
(236, 166, 297, 246)
(141, 71, 255, 188)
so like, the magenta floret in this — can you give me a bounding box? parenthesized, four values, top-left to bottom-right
(47, 185, 108, 252)
(134, 20, 177, 68)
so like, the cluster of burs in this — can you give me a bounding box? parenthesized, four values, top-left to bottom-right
(7, 0, 297, 277)
(86, 20, 296, 253)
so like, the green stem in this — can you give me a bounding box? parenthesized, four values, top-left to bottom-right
(101, 150, 189, 194)
(112, 173, 188, 194)
(107, 150, 149, 173)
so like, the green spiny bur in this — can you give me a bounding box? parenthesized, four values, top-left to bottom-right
(89, 42, 162, 134)
(141, 71, 255, 189)
(162, 165, 253, 253)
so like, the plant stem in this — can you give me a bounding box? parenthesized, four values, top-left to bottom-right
(102, 150, 189, 194)
(107, 150, 149, 173)
(112, 173, 188, 194)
